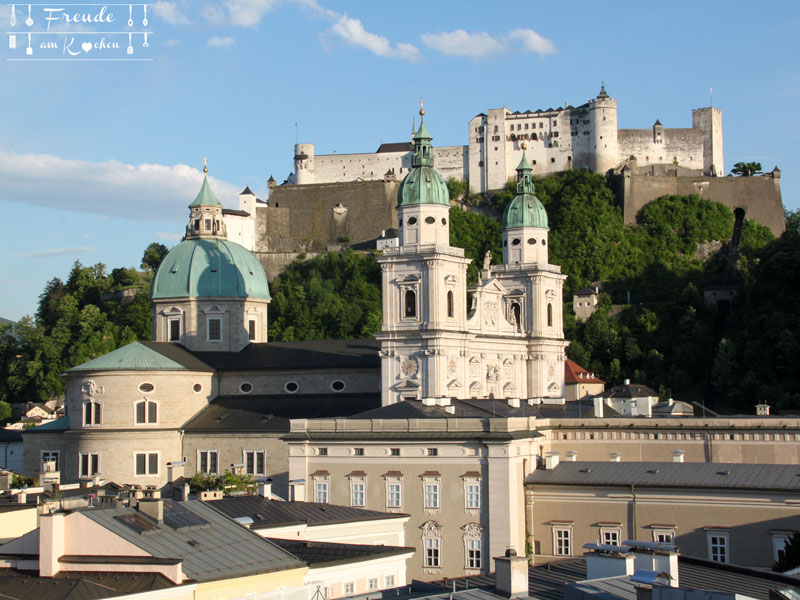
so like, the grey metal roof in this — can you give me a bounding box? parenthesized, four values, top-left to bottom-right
(349, 398, 603, 421)
(205, 495, 407, 529)
(525, 461, 800, 492)
(0, 567, 174, 600)
(81, 499, 304, 582)
(182, 393, 380, 432)
(596, 383, 658, 399)
(267, 538, 413, 567)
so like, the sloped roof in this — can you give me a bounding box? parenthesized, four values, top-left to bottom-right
(564, 359, 605, 385)
(189, 175, 222, 207)
(597, 382, 658, 399)
(206, 495, 407, 529)
(575, 287, 597, 296)
(82, 499, 304, 582)
(377, 142, 412, 153)
(66, 341, 212, 373)
(0, 568, 174, 600)
(268, 538, 413, 567)
(22, 416, 70, 432)
(525, 461, 800, 492)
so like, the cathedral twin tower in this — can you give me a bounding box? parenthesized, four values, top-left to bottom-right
(377, 108, 568, 406)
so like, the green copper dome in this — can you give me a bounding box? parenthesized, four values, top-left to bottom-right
(397, 115, 450, 207)
(151, 238, 270, 300)
(502, 151, 548, 229)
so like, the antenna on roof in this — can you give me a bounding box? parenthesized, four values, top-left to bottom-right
(295, 122, 298, 144)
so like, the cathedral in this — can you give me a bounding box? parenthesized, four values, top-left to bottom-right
(22, 108, 568, 491)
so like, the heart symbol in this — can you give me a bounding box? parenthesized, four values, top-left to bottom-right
(81, 42, 92, 53)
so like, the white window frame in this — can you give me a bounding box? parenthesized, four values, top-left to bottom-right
(167, 316, 181, 342)
(207, 316, 223, 342)
(387, 479, 403, 509)
(134, 451, 160, 477)
(465, 480, 481, 510)
(41, 450, 60, 471)
(198, 450, 219, 474)
(134, 399, 158, 425)
(314, 478, 329, 504)
(600, 527, 621, 546)
(554, 526, 572, 556)
(384, 575, 395, 588)
(424, 481, 440, 509)
(465, 537, 482, 569)
(708, 531, 729, 563)
(367, 578, 379, 591)
(424, 536, 441, 568)
(350, 479, 366, 507)
(82, 400, 102, 427)
(243, 450, 266, 476)
(79, 452, 100, 478)
(344, 582, 355, 596)
(653, 528, 675, 544)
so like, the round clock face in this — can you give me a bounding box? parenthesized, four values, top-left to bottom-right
(401, 359, 418, 377)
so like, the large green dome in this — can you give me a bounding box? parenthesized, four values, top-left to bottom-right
(502, 151, 548, 229)
(398, 166, 450, 207)
(151, 238, 270, 300)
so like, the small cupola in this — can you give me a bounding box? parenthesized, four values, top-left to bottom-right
(597, 82, 609, 99)
(186, 158, 227, 240)
(501, 145, 549, 265)
(397, 102, 451, 247)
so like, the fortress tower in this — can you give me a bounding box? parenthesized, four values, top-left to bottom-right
(293, 143, 315, 185)
(589, 84, 620, 174)
(692, 107, 724, 176)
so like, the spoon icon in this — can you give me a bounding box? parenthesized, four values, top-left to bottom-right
(142, 4, 148, 26)
(25, 4, 32, 27)
(142, 32, 148, 48)
(128, 4, 133, 27)
(10, 5, 15, 26)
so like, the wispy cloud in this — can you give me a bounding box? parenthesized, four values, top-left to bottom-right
(157, 232, 183, 242)
(207, 36, 235, 47)
(421, 28, 555, 59)
(0, 149, 241, 222)
(329, 14, 421, 62)
(153, 1, 190, 25)
(203, 0, 279, 26)
(166, 39, 182, 47)
(15, 246, 95, 259)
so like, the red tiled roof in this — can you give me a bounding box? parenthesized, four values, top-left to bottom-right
(564, 359, 605, 385)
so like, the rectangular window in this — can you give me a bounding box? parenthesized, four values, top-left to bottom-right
(390, 448, 400, 456)
(424, 483, 440, 508)
(318, 447, 328, 456)
(248, 319, 256, 341)
(42, 451, 60, 471)
(554, 528, 572, 556)
(208, 318, 221, 342)
(169, 318, 180, 341)
(354, 447, 364, 456)
(204, 218, 211, 230)
(199, 450, 218, 474)
(368, 578, 379, 591)
(466, 538, 482, 569)
(384, 575, 395, 588)
(135, 452, 159, 476)
(315, 480, 329, 503)
(654, 531, 674, 544)
(388, 482, 402, 508)
(427, 448, 438, 456)
(466, 484, 480, 509)
(244, 450, 265, 475)
(601, 529, 620, 546)
(424, 537, 441, 567)
(344, 582, 354, 596)
(709, 533, 728, 563)
(136, 401, 158, 424)
(83, 401, 102, 426)
(351, 482, 365, 507)
(79, 453, 99, 478)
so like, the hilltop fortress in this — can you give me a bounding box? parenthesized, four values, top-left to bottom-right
(289, 85, 725, 190)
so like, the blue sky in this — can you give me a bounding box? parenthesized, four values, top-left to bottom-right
(1, 0, 798, 320)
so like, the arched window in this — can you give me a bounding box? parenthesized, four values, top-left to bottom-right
(447, 291, 454, 318)
(135, 400, 158, 424)
(83, 401, 102, 426)
(547, 303, 553, 327)
(405, 290, 416, 318)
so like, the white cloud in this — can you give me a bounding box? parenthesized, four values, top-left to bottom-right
(166, 39, 182, 47)
(15, 246, 95, 259)
(157, 232, 184, 242)
(203, 0, 279, 27)
(329, 14, 421, 61)
(507, 28, 556, 56)
(153, 1, 190, 25)
(207, 36, 235, 47)
(421, 28, 555, 59)
(0, 149, 241, 222)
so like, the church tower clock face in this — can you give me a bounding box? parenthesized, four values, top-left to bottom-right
(400, 358, 419, 378)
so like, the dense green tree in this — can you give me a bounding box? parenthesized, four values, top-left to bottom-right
(0, 400, 11, 423)
(449, 207, 502, 285)
(141, 242, 169, 272)
(730, 161, 762, 177)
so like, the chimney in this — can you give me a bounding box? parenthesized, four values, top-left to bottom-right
(167, 461, 186, 483)
(672, 450, 685, 463)
(17, 491, 27, 504)
(39, 512, 66, 577)
(257, 479, 272, 498)
(585, 548, 635, 580)
(626, 541, 679, 588)
(565, 451, 577, 462)
(507, 398, 520, 408)
(494, 548, 528, 597)
(593, 396, 605, 418)
(544, 452, 560, 470)
(180, 483, 191, 502)
(445, 405, 456, 415)
(422, 397, 436, 406)
(609, 452, 621, 463)
(138, 498, 164, 523)
(289, 479, 306, 502)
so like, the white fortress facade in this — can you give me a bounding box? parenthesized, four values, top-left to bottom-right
(289, 86, 723, 193)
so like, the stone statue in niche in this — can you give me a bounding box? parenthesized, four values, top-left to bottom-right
(482, 249, 492, 271)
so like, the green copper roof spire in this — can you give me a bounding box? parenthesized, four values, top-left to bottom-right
(502, 144, 548, 229)
(397, 102, 449, 207)
(190, 158, 222, 207)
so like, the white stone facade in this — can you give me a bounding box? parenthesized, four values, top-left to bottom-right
(289, 89, 724, 193)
